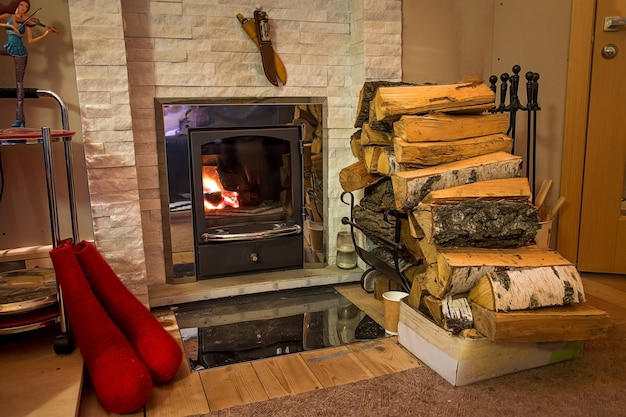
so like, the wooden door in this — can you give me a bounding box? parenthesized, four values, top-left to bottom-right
(576, 0, 626, 273)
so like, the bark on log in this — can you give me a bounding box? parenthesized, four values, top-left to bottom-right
(415, 199, 538, 248)
(360, 178, 396, 213)
(467, 265, 586, 311)
(424, 246, 573, 298)
(354, 81, 415, 128)
(393, 112, 509, 142)
(470, 303, 610, 343)
(391, 152, 523, 211)
(371, 82, 495, 123)
(339, 160, 383, 192)
(393, 133, 513, 165)
(352, 205, 395, 242)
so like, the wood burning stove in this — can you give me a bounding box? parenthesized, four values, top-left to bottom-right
(188, 125, 304, 279)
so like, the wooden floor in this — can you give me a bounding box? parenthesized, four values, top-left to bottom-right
(2, 274, 624, 417)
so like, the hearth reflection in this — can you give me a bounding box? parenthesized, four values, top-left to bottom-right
(173, 286, 385, 371)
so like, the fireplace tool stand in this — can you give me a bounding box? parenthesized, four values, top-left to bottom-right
(488, 64, 542, 198)
(340, 192, 411, 294)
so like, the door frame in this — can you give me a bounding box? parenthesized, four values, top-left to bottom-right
(556, 0, 597, 264)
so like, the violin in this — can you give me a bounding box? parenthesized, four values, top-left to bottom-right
(22, 17, 59, 34)
(15, 8, 59, 34)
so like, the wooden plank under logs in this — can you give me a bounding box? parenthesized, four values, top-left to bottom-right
(424, 246, 574, 299)
(370, 82, 495, 123)
(470, 302, 610, 343)
(393, 112, 509, 142)
(393, 133, 513, 166)
(391, 152, 523, 211)
(467, 265, 586, 311)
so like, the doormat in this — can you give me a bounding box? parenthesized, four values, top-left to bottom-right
(173, 286, 385, 371)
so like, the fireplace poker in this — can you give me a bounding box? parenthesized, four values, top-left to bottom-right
(506, 65, 526, 151)
(525, 71, 535, 183)
(531, 72, 541, 197)
(488, 75, 499, 113)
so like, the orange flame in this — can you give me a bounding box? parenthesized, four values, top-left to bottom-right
(202, 166, 239, 210)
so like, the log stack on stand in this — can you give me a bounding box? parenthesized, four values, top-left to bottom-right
(340, 80, 609, 346)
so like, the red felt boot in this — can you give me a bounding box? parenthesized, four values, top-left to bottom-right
(74, 240, 182, 383)
(49, 240, 152, 414)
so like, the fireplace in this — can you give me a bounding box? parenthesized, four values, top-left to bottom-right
(155, 98, 325, 282)
(188, 125, 304, 279)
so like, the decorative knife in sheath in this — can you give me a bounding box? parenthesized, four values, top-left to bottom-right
(236, 13, 287, 85)
(253, 9, 280, 86)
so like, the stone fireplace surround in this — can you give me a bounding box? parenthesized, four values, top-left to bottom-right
(66, 0, 402, 305)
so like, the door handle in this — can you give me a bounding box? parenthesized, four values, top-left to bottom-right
(604, 16, 626, 31)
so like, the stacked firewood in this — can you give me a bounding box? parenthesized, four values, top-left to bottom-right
(341, 80, 609, 343)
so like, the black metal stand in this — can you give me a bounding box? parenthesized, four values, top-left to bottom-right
(340, 192, 411, 294)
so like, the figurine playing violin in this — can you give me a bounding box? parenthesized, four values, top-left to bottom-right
(1, 0, 59, 127)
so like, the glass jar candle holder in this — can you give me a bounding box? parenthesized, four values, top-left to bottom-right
(336, 230, 357, 269)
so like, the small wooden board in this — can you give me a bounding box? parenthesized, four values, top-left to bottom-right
(471, 302, 610, 342)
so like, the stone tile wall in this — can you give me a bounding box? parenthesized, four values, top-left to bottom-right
(66, 0, 401, 304)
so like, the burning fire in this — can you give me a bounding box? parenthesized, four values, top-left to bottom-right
(202, 166, 239, 210)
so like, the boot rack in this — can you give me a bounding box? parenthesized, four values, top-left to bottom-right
(0, 88, 78, 354)
(340, 191, 411, 294)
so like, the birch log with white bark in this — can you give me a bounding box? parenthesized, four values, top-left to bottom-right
(467, 265, 586, 312)
(391, 151, 523, 211)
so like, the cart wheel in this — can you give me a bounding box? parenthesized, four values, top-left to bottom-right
(360, 268, 377, 293)
(54, 332, 75, 355)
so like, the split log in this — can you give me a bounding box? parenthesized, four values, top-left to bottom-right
(362, 123, 393, 145)
(350, 129, 363, 160)
(391, 152, 523, 211)
(415, 198, 538, 248)
(339, 160, 382, 192)
(393, 133, 513, 166)
(363, 145, 392, 173)
(424, 246, 573, 299)
(354, 81, 415, 128)
(371, 82, 495, 123)
(420, 177, 532, 203)
(393, 112, 509, 142)
(470, 303, 610, 342)
(376, 150, 423, 176)
(421, 293, 470, 329)
(441, 296, 473, 334)
(467, 265, 586, 311)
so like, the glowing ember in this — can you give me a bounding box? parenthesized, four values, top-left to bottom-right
(202, 166, 239, 210)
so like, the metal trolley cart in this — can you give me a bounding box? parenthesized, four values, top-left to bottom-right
(0, 88, 79, 354)
(340, 191, 412, 294)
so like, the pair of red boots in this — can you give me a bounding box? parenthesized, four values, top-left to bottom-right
(50, 240, 182, 414)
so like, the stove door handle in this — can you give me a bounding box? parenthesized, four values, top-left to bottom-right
(202, 223, 302, 242)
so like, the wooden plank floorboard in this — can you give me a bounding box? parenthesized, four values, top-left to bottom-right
(300, 345, 375, 387)
(347, 337, 422, 376)
(199, 362, 269, 411)
(582, 278, 626, 309)
(251, 354, 323, 398)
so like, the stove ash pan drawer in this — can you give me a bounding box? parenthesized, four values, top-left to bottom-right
(195, 234, 303, 279)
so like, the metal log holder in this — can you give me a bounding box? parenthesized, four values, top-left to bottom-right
(0, 88, 78, 354)
(340, 191, 411, 294)
(488, 65, 541, 199)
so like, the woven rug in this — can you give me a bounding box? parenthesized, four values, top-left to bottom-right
(194, 323, 626, 417)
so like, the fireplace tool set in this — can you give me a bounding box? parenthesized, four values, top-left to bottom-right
(488, 64, 542, 197)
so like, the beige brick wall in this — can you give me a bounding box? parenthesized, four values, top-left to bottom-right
(67, 0, 401, 300)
